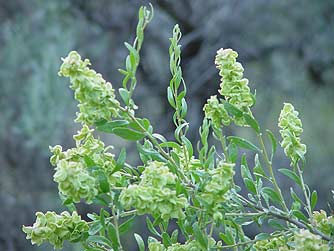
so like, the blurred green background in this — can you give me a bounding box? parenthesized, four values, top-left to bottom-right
(1, 0, 333, 250)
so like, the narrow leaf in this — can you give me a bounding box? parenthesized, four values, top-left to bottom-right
(278, 168, 302, 187)
(134, 233, 145, 251)
(119, 216, 135, 234)
(192, 222, 208, 249)
(243, 113, 260, 133)
(266, 129, 277, 160)
(311, 190, 317, 210)
(87, 236, 113, 248)
(223, 102, 243, 117)
(96, 120, 129, 133)
(146, 217, 161, 237)
(228, 136, 261, 152)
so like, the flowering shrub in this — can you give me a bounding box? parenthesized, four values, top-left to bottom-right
(23, 5, 334, 251)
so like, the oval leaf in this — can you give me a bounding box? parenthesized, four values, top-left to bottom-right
(112, 127, 145, 141)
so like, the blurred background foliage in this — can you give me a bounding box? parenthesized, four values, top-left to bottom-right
(0, 0, 333, 250)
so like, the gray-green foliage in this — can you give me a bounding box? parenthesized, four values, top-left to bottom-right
(22, 5, 334, 251)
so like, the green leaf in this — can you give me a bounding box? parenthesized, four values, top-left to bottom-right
(228, 136, 261, 152)
(88, 221, 103, 235)
(181, 136, 193, 158)
(243, 113, 260, 133)
(167, 86, 175, 108)
(112, 127, 145, 141)
(153, 133, 167, 143)
(119, 216, 135, 234)
(84, 247, 105, 251)
(96, 120, 129, 133)
(180, 98, 187, 118)
(223, 102, 243, 117)
(241, 155, 252, 180)
(146, 217, 161, 237)
(119, 88, 130, 105)
(192, 222, 208, 249)
(162, 232, 172, 247)
(290, 188, 304, 205)
(219, 229, 234, 245)
(262, 187, 281, 204)
(253, 154, 266, 178)
(87, 236, 113, 249)
(112, 148, 126, 174)
(291, 210, 308, 223)
(107, 224, 119, 248)
(177, 219, 189, 239)
(278, 168, 302, 187)
(128, 118, 151, 132)
(92, 194, 109, 206)
(174, 122, 188, 142)
(311, 190, 317, 210)
(159, 141, 181, 151)
(84, 156, 96, 168)
(255, 233, 270, 241)
(266, 129, 277, 160)
(124, 42, 139, 65)
(228, 143, 238, 163)
(244, 178, 257, 194)
(98, 171, 110, 193)
(171, 229, 179, 243)
(134, 233, 145, 251)
(137, 142, 165, 162)
(268, 219, 285, 230)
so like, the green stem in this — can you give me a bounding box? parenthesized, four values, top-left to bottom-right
(112, 207, 123, 251)
(257, 133, 288, 212)
(296, 164, 313, 220)
(216, 230, 291, 250)
(217, 127, 230, 162)
(237, 194, 330, 241)
(87, 210, 137, 225)
(209, 222, 214, 237)
(172, 80, 190, 171)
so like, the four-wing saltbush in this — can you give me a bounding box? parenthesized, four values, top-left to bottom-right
(23, 5, 334, 251)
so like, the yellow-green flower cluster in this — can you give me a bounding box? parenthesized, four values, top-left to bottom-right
(254, 230, 329, 251)
(52, 156, 97, 203)
(166, 240, 206, 251)
(58, 51, 120, 125)
(148, 241, 166, 251)
(215, 48, 254, 125)
(313, 210, 334, 236)
(200, 161, 235, 205)
(293, 229, 328, 251)
(120, 161, 188, 220)
(50, 125, 117, 203)
(148, 238, 219, 251)
(203, 95, 231, 128)
(22, 211, 88, 249)
(278, 103, 306, 166)
(253, 236, 290, 251)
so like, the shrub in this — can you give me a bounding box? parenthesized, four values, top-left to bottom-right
(23, 5, 334, 251)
